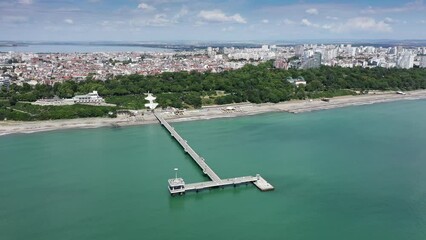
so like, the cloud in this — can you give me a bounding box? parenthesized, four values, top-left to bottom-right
(361, 6, 376, 14)
(306, 8, 318, 15)
(54, 7, 82, 12)
(198, 9, 246, 24)
(146, 14, 174, 26)
(174, 6, 188, 19)
(18, 0, 33, 5)
(301, 18, 312, 26)
(64, 19, 74, 24)
(1, 16, 29, 24)
(131, 14, 175, 27)
(327, 17, 392, 33)
(137, 2, 155, 11)
(222, 26, 234, 32)
(326, 16, 339, 21)
(280, 18, 295, 25)
(300, 18, 330, 30)
(384, 17, 396, 24)
(345, 17, 392, 32)
(43, 26, 62, 32)
(361, 0, 425, 14)
(383, 17, 406, 24)
(100, 20, 126, 27)
(261, 19, 269, 24)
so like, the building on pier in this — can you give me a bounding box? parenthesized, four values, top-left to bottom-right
(168, 178, 186, 195)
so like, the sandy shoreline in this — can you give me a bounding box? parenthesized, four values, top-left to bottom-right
(2, 90, 426, 136)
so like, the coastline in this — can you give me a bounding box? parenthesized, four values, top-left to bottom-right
(1, 90, 426, 137)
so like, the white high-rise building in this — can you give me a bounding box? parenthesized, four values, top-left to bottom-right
(294, 45, 304, 57)
(323, 48, 338, 62)
(366, 46, 376, 54)
(397, 51, 415, 69)
(420, 55, 426, 68)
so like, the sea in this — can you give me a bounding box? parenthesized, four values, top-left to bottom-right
(1, 100, 426, 240)
(0, 44, 173, 53)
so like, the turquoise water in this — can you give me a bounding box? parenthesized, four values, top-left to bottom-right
(1, 100, 426, 240)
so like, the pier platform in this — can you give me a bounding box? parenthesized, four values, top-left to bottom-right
(154, 112, 274, 195)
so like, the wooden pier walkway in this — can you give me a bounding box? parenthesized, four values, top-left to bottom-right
(154, 112, 274, 195)
(154, 112, 221, 182)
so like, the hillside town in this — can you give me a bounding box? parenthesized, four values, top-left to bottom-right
(1, 44, 426, 89)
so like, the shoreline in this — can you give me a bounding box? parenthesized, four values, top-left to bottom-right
(2, 90, 426, 137)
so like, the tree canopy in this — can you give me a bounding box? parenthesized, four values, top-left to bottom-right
(1, 61, 426, 120)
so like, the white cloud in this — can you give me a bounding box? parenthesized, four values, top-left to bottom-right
(100, 20, 125, 27)
(301, 18, 311, 26)
(322, 24, 332, 30)
(261, 19, 269, 24)
(222, 26, 234, 32)
(146, 14, 174, 26)
(384, 17, 404, 24)
(64, 19, 74, 24)
(361, 6, 376, 14)
(361, 0, 425, 14)
(18, 0, 33, 5)
(198, 9, 247, 24)
(131, 14, 175, 27)
(1, 16, 29, 24)
(306, 8, 319, 15)
(345, 17, 392, 32)
(384, 17, 395, 23)
(326, 16, 339, 21)
(280, 18, 295, 25)
(301, 18, 318, 27)
(137, 2, 155, 11)
(300, 19, 330, 30)
(174, 6, 188, 19)
(43, 26, 62, 31)
(301, 16, 392, 33)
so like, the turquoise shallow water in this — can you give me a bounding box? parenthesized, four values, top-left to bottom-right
(1, 100, 426, 240)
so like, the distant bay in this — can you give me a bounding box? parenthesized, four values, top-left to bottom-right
(0, 44, 174, 53)
(1, 100, 426, 240)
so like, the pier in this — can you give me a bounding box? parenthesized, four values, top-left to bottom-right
(154, 112, 274, 195)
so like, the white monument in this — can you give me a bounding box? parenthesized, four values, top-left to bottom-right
(145, 93, 159, 110)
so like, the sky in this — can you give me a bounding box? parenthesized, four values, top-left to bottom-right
(1, 0, 426, 41)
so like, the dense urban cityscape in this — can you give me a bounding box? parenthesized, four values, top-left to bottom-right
(1, 44, 426, 88)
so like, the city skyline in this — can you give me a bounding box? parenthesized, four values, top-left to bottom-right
(1, 0, 426, 41)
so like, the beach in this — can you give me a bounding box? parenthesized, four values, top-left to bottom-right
(1, 90, 426, 136)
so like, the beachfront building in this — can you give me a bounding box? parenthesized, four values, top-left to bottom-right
(286, 76, 307, 86)
(32, 96, 74, 106)
(72, 91, 105, 104)
(33, 91, 108, 106)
